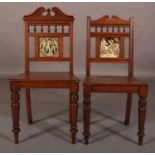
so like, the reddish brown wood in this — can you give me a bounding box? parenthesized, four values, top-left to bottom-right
(90, 15, 130, 27)
(23, 7, 74, 22)
(90, 58, 129, 63)
(83, 84, 91, 145)
(9, 7, 79, 144)
(86, 16, 91, 77)
(70, 92, 79, 144)
(28, 32, 69, 37)
(120, 38, 125, 58)
(95, 37, 100, 58)
(91, 32, 129, 37)
(25, 7, 74, 66)
(69, 21, 74, 74)
(25, 88, 32, 124)
(83, 15, 148, 145)
(124, 93, 132, 125)
(138, 85, 148, 145)
(29, 57, 70, 62)
(10, 83, 20, 144)
(25, 22, 29, 74)
(128, 17, 134, 77)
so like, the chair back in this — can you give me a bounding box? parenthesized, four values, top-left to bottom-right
(86, 15, 134, 77)
(23, 7, 74, 74)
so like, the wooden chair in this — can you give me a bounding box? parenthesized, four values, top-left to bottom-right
(9, 7, 79, 144)
(83, 15, 148, 145)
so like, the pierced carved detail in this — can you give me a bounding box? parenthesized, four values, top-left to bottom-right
(91, 15, 129, 26)
(23, 7, 74, 21)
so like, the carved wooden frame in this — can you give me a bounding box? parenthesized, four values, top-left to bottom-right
(24, 7, 74, 21)
(90, 15, 130, 26)
(24, 6, 74, 72)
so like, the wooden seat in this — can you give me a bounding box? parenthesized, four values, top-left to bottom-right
(11, 72, 79, 82)
(83, 15, 148, 145)
(84, 76, 146, 86)
(9, 7, 79, 144)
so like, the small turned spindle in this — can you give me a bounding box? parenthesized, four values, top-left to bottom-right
(62, 26, 64, 33)
(118, 27, 120, 32)
(34, 25, 36, 33)
(55, 26, 57, 33)
(28, 26, 30, 33)
(95, 27, 97, 32)
(48, 25, 50, 32)
(123, 26, 126, 32)
(101, 27, 103, 32)
(112, 27, 114, 32)
(106, 26, 108, 32)
(68, 26, 70, 33)
(41, 25, 43, 33)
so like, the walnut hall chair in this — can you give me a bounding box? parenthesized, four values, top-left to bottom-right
(9, 7, 79, 144)
(83, 15, 148, 145)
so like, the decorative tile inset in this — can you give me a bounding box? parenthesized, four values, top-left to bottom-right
(100, 38, 120, 58)
(39, 37, 59, 57)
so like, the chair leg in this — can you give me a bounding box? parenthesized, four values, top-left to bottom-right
(25, 88, 32, 124)
(11, 88, 20, 144)
(124, 93, 132, 125)
(69, 93, 71, 124)
(83, 85, 91, 145)
(70, 92, 78, 144)
(137, 95, 147, 145)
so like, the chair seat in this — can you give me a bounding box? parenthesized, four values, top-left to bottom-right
(83, 76, 146, 86)
(9, 72, 80, 83)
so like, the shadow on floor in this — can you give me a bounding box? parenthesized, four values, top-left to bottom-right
(20, 109, 73, 143)
(87, 109, 138, 145)
(144, 137, 155, 145)
(33, 109, 69, 124)
(0, 132, 12, 143)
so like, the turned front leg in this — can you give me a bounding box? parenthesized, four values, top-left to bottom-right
(11, 88, 20, 144)
(70, 92, 78, 144)
(83, 93, 91, 145)
(138, 96, 147, 145)
(137, 85, 148, 145)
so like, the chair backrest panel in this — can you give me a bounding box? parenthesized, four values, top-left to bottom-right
(23, 7, 74, 74)
(86, 15, 134, 77)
